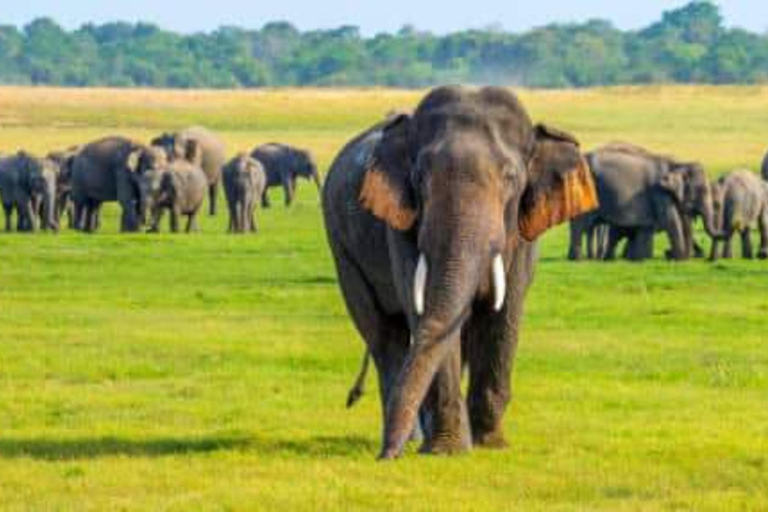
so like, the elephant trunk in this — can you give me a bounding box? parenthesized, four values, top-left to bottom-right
(700, 191, 722, 240)
(42, 188, 58, 232)
(380, 203, 503, 459)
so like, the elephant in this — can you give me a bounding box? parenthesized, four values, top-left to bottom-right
(222, 154, 267, 233)
(709, 170, 768, 260)
(569, 143, 720, 261)
(145, 141, 208, 233)
(47, 146, 80, 229)
(71, 137, 167, 233)
(250, 143, 320, 208)
(322, 86, 598, 459)
(151, 126, 226, 216)
(0, 151, 59, 232)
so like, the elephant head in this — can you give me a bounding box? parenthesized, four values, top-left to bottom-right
(358, 87, 598, 459)
(667, 162, 721, 240)
(16, 152, 58, 232)
(127, 145, 167, 229)
(293, 149, 321, 190)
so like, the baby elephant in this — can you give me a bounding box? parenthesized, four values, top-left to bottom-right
(146, 142, 208, 233)
(223, 154, 266, 233)
(710, 170, 768, 260)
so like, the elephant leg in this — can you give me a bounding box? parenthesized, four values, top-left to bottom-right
(328, 241, 413, 444)
(723, 231, 734, 259)
(465, 246, 533, 448)
(227, 201, 236, 233)
(283, 179, 294, 207)
(604, 227, 623, 261)
(567, 221, 583, 260)
(626, 229, 654, 261)
(249, 204, 258, 233)
(586, 226, 597, 260)
(170, 207, 180, 233)
(261, 190, 271, 209)
(2, 203, 12, 232)
(662, 210, 687, 260)
(418, 334, 471, 455)
(758, 212, 768, 259)
(741, 229, 754, 259)
(21, 201, 36, 233)
(709, 237, 720, 261)
(208, 182, 218, 216)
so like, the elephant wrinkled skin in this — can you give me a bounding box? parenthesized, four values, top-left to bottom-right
(322, 86, 598, 459)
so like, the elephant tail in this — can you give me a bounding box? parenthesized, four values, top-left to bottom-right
(346, 350, 371, 408)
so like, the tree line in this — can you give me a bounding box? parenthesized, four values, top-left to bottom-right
(0, 2, 765, 89)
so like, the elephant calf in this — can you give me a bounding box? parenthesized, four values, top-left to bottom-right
(223, 154, 266, 233)
(710, 170, 768, 260)
(47, 146, 80, 229)
(251, 143, 320, 208)
(146, 156, 208, 234)
(0, 151, 59, 232)
(151, 126, 226, 216)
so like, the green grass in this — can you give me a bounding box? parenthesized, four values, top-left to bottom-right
(0, 86, 767, 511)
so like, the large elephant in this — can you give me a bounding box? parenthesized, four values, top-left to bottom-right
(144, 143, 208, 234)
(222, 154, 266, 233)
(71, 137, 167, 233)
(0, 151, 59, 232)
(322, 86, 598, 459)
(570, 143, 720, 261)
(709, 170, 768, 260)
(151, 126, 226, 216)
(47, 146, 80, 229)
(250, 143, 320, 208)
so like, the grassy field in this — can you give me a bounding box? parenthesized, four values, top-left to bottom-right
(0, 86, 767, 510)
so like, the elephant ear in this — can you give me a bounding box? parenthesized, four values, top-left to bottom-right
(519, 124, 599, 241)
(126, 148, 143, 174)
(660, 170, 685, 204)
(358, 114, 417, 231)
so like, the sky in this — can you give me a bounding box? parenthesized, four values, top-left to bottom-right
(0, 1, 765, 35)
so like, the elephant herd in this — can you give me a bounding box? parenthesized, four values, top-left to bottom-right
(0, 127, 321, 234)
(568, 143, 768, 262)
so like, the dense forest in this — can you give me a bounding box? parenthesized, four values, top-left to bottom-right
(0, 2, 766, 89)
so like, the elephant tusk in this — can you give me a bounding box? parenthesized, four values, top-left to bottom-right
(492, 254, 506, 312)
(414, 254, 427, 316)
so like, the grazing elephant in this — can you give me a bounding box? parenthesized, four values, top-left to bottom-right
(47, 146, 80, 229)
(222, 154, 267, 233)
(71, 137, 167, 233)
(322, 86, 598, 459)
(0, 151, 59, 232)
(251, 143, 320, 207)
(151, 126, 226, 216)
(570, 143, 720, 261)
(709, 170, 768, 260)
(145, 141, 208, 233)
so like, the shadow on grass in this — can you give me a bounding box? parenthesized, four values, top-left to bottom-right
(0, 433, 375, 460)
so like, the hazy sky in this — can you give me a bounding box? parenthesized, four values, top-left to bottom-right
(1, 1, 765, 35)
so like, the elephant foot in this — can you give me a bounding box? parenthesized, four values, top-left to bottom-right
(472, 429, 509, 449)
(419, 433, 471, 456)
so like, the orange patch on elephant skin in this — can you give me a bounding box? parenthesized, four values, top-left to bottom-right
(519, 157, 599, 241)
(359, 169, 417, 231)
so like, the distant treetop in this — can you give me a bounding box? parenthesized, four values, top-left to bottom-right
(0, 1, 765, 88)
